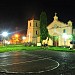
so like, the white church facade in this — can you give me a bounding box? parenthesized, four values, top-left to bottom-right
(47, 13, 72, 46)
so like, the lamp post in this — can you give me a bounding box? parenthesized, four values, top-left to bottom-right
(2, 32, 8, 46)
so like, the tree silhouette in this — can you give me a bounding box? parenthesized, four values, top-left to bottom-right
(40, 11, 49, 42)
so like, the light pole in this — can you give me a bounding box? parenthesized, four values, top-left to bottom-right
(2, 32, 8, 46)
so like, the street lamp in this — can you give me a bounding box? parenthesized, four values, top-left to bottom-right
(22, 36, 26, 40)
(2, 32, 8, 46)
(22, 36, 26, 43)
(2, 32, 8, 37)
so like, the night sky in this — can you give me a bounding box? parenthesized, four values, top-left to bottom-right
(0, 0, 75, 33)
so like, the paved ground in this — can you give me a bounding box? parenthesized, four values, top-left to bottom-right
(26, 50, 75, 75)
(0, 50, 75, 75)
(0, 50, 59, 75)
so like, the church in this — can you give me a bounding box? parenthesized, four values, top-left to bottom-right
(25, 13, 73, 46)
(47, 13, 72, 46)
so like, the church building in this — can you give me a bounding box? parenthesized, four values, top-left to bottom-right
(25, 13, 73, 46)
(47, 13, 72, 46)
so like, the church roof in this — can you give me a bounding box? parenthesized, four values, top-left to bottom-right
(47, 13, 69, 29)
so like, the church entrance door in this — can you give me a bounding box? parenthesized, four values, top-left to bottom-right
(53, 36, 59, 46)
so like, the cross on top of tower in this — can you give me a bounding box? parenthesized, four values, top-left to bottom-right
(54, 12, 58, 21)
(55, 13, 57, 16)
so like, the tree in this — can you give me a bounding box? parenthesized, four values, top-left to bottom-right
(40, 11, 49, 42)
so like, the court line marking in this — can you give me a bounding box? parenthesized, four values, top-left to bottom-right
(0, 57, 60, 74)
(0, 52, 60, 74)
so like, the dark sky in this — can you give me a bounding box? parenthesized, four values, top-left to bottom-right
(0, 0, 75, 33)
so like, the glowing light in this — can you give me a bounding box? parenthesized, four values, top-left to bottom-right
(2, 32, 8, 37)
(22, 36, 26, 40)
(62, 33, 68, 47)
(62, 33, 68, 40)
(15, 34, 18, 37)
(68, 35, 72, 40)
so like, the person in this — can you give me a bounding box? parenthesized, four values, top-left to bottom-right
(69, 44, 73, 50)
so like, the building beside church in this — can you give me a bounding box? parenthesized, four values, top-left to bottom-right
(47, 13, 72, 46)
(26, 19, 40, 44)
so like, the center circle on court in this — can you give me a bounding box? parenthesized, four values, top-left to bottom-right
(3, 58, 59, 73)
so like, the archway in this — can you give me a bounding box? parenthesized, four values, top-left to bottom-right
(53, 33, 59, 46)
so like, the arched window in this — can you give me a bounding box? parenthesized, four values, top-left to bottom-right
(63, 29, 66, 33)
(54, 24, 57, 28)
(36, 31, 38, 35)
(36, 23, 37, 27)
(30, 23, 31, 26)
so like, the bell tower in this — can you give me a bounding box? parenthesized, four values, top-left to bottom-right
(27, 19, 40, 44)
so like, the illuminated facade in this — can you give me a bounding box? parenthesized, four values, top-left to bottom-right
(10, 33, 21, 44)
(26, 19, 40, 44)
(47, 13, 72, 46)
